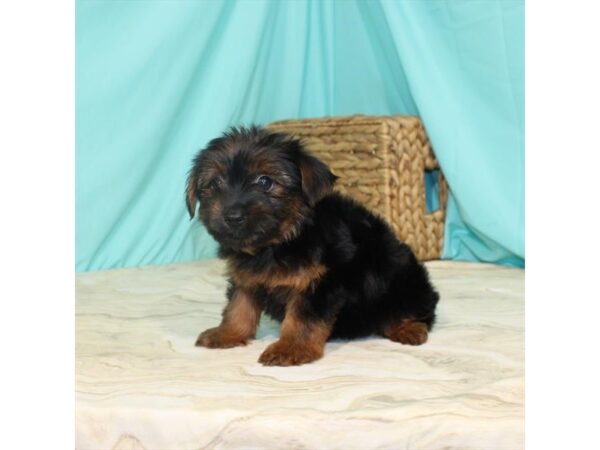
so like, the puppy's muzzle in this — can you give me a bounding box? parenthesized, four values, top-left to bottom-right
(224, 205, 246, 227)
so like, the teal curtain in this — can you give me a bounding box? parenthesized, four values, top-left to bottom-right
(76, 0, 524, 272)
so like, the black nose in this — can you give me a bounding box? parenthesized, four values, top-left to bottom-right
(224, 207, 246, 226)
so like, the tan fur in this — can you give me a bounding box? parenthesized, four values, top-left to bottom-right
(195, 289, 262, 348)
(198, 161, 227, 190)
(186, 175, 198, 217)
(230, 262, 327, 293)
(382, 318, 428, 345)
(186, 160, 228, 218)
(247, 158, 280, 178)
(258, 296, 332, 366)
(298, 154, 334, 204)
(200, 199, 222, 224)
(270, 197, 306, 244)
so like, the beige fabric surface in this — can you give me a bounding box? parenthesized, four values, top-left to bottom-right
(76, 259, 524, 450)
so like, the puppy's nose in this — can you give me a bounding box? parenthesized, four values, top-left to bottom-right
(224, 207, 246, 226)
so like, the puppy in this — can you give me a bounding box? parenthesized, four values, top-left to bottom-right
(186, 126, 439, 366)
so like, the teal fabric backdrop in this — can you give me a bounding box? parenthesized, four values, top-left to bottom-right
(76, 0, 524, 272)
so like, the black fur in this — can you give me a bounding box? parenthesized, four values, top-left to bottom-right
(221, 193, 439, 339)
(187, 126, 439, 364)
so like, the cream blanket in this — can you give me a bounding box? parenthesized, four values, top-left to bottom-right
(76, 260, 524, 449)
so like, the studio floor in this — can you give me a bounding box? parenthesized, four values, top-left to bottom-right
(75, 259, 524, 450)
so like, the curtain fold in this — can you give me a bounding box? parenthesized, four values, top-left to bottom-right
(76, 0, 524, 272)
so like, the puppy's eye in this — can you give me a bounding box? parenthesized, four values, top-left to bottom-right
(255, 175, 273, 191)
(208, 177, 223, 191)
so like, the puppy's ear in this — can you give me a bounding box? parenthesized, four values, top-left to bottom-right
(185, 172, 199, 219)
(297, 150, 337, 206)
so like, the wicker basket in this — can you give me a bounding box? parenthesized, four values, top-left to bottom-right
(267, 115, 448, 260)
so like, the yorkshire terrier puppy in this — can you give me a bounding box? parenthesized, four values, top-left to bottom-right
(186, 126, 439, 366)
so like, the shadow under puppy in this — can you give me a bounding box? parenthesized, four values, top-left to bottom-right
(186, 126, 439, 366)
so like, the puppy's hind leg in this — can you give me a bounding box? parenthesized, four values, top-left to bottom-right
(379, 282, 438, 346)
(381, 258, 439, 346)
(381, 317, 429, 346)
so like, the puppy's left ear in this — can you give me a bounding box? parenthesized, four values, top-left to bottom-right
(297, 150, 337, 206)
(185, 172, 199, 219)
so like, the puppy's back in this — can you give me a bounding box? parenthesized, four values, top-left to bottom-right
(313, 192, 414, 270)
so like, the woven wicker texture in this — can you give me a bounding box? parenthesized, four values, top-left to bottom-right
(267, 115, 448, 260)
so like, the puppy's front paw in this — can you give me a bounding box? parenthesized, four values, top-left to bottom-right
(195, 327, 248, 349)
(258, 340, 322, 366)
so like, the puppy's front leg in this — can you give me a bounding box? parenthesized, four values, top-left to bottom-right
(196, 287, 261, 349)
(259, 296, 332, 366)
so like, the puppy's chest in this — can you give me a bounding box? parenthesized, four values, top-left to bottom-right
(228, 259, 326, 293)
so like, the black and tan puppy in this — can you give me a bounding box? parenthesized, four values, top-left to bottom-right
(186, 126, 439, 366)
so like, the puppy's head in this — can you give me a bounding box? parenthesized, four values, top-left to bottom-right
(186, 126, 336, 253)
